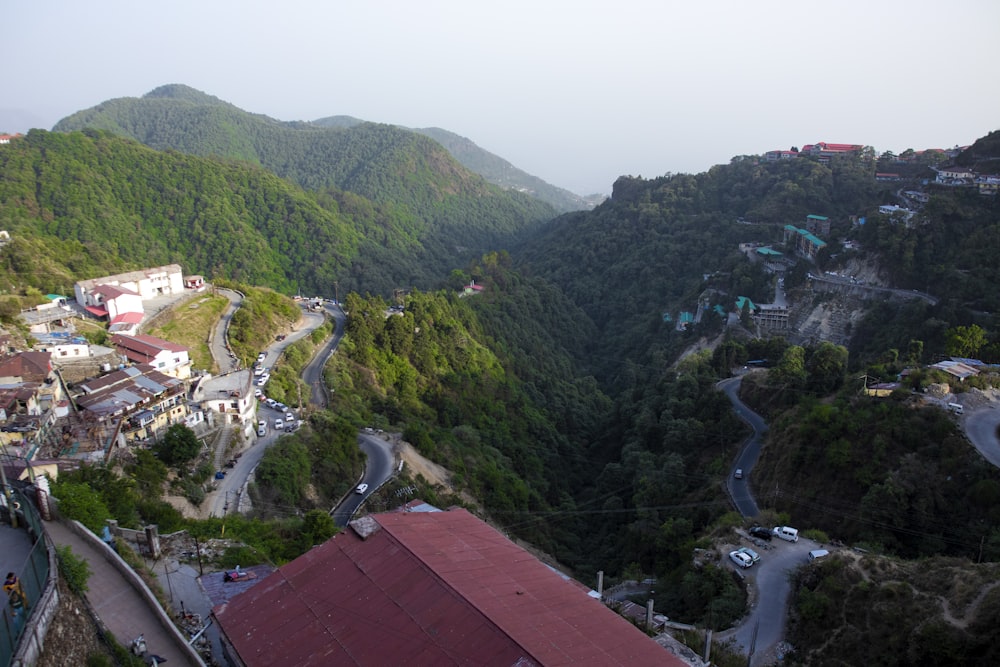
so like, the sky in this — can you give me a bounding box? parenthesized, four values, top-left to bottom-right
(3, 0, 998, 195)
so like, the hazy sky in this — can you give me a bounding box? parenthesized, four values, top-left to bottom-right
(4, 0, 998, 195)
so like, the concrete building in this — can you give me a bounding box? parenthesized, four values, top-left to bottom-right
(74, 264, 185, 310)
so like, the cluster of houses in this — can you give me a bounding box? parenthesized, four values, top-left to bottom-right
(0, 265, 254, 480)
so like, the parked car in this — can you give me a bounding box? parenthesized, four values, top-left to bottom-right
(749, 525, 772, 541)
(729, 550, 753, 568)
(773, 526, 799, 542)
(736, 546, 760, 564)
(355, 483, 369, 495)
(274, 418, 284, 430)
(807, 549, 830, 562)
(215, 471, 226, 480)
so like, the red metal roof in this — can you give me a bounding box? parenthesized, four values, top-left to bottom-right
(110, 311, 145, 326)
(214, 508, 683, 666)
(111, 333, 188, 362)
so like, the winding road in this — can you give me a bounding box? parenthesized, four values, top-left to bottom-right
(718, 376, 764, 517)
(717, 375, 818, 666)
(203, 294, 394, 523)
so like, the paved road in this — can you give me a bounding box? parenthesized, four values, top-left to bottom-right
(302, 303, 346, 408)
(717, 534, 821, 666)
(331, 433, 395, 527)
(204, 302, 327, 517)
(718, 376, 764, 516)
(963, 399, 1000, 467)
(208, 288, 242, 372)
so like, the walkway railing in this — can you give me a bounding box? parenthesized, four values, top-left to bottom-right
(0, 489, 54, 667)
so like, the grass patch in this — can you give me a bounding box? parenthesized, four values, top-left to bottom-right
(146, 294, 230, 371)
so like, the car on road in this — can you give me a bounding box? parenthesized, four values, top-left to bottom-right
(749, 525, 772, 541)
(274, 418, 283, 430)
(215, 471, 226, 480)
(256, 353, 266, 365)
(355, 483, 369, 495)
(734, 468, 743, 479)
(736, 546, 760, 564)
(729, 550, 753, 568)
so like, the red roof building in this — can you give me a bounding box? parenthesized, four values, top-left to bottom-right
(111, 334, 191, 379)
(214, 508, 685, 666)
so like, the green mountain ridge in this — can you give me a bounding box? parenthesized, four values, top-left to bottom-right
(56, 84, 589, 212)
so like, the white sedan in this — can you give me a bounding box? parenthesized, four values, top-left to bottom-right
(355, 483, 369, 495)
(729, 550, 753, 569)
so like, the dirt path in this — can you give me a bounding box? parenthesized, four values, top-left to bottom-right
(395, 437, 479, 506)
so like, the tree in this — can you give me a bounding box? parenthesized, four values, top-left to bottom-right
(945, 324, 987, 358)
(156, 424, 202, 465)
(52, 481, 111, 531)
(806, 342, 849, 393)
(300, 510, 337, 548)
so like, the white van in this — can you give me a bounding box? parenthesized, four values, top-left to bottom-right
(807, 549, 829, 561)
(773, 526, 799, 542)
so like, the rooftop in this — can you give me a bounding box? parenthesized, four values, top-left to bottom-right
(214, 507, 683, 666)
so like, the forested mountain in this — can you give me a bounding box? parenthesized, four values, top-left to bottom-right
(0, 128, 555, 297)
(55, 84, 587, 212)
(515, 154, 891, 384)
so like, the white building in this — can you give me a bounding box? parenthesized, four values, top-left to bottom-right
(111, 334, 192, 380)
(191, 370, 257, 440)
(74, 264, 185, 309)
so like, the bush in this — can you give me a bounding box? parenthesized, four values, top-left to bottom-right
(57, 545, 92, 594)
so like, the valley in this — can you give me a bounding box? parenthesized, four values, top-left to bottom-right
(0, 92, 998, 665)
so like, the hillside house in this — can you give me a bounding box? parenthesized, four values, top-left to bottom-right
(184, 274, 205, 290)
(976, 175, 1000, 196)
(75, 364, 186, 424)
(801, 142, 863, 164)
(191, 370, 256, 438)
(935, 166, 975, 184)
(764, 149, 798, 161)
(213, 506, 686, 667)
(79, 284, 144, 323)
(111, 334, 191, 379)
(32, 332, 90, 361)
(461, 279, 485, 296)
(74, 264, 185, 310)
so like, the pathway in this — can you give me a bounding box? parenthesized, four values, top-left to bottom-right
(44, 521, 200, 665)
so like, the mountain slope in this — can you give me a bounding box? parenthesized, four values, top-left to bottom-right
(53, 85, 558, 293)
(0, 129, 363, 294)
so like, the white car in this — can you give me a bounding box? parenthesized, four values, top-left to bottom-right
(355, 483, 369, 495)
(729, 550, 753, 569)
(274, 418, 283, 430)
(736, 546, 760, 564)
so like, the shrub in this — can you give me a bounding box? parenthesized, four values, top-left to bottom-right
(57, 545, 92, 594)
